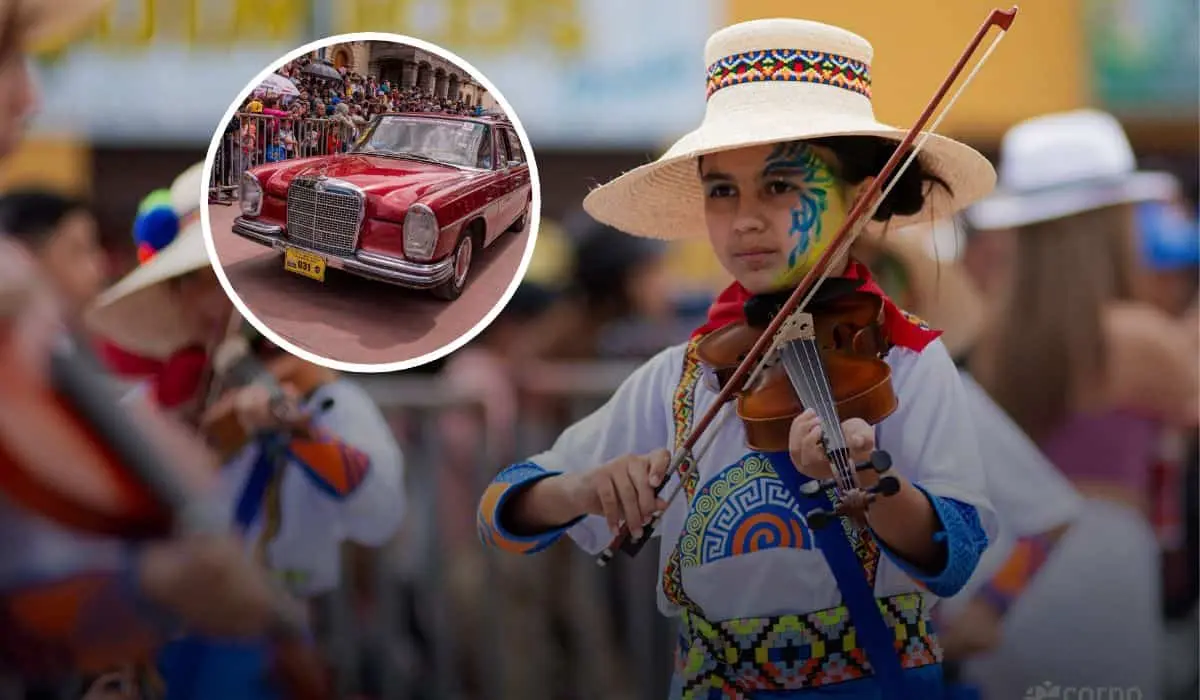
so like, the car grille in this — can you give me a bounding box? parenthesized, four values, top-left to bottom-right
(285, 177, 364, 257)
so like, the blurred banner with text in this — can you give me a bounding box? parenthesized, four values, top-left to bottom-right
(32, 0, 720, 148)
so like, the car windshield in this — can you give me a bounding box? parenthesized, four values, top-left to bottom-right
(353, 116, 488, 169)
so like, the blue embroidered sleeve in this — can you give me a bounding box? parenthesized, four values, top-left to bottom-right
(876, 484, 988, 597)
(477, 462, 583, 555)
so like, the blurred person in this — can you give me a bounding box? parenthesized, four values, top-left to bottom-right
(1133, 197, 1199, 322)
(265, 135, 286, 163)
(853, 228, 1086, 699)
(0, 2, 303, 696)
(524, 209, 675, 359)
(0, 190, 107, 324)
(1132, 196, 1200, 698)
(435, 283, 565, 700)
(964, 109, 1199, 699)
(479, 19, 999, 699)
(83, 163, 406, 698)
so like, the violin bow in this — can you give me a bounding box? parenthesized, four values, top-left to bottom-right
(598, 6, 1020, 566)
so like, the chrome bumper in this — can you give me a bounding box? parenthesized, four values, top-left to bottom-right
(231, 216, 454, 289)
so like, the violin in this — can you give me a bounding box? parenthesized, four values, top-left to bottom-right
(0, 239, 333, 699)
(598, 6, 1020, 566)
(695, 284, 901, 527)
(199, 326, 338, 461)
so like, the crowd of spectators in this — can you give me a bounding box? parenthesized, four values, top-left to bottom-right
(214, 52, 491, 188)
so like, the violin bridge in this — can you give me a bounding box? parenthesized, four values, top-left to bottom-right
(775, 312, 816, 345)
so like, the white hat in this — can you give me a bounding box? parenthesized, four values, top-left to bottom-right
(965, 109, 1179, 231)
(9, 0, 111, 52)
(85, 162, 212, 359)
(582, 18, 997, 240)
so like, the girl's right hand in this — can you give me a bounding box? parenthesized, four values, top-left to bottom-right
(565, 450, 672, 538)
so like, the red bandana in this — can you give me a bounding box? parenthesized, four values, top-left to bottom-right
(691, 260, 942, 352)
(96, 339, 209, 408)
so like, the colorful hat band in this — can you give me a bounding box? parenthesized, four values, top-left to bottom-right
(705, 48, 872, 100)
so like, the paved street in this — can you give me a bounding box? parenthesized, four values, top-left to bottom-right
(207, 203, 530, 367)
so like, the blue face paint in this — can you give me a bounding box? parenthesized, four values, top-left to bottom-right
(765, 142, 848, 288)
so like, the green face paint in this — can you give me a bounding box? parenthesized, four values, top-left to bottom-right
(766, 142, 848, 289)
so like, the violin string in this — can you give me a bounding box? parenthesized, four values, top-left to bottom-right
(782, 339, 854, 494)
(809, 342, 857, 492)
(794, 338, 856, 492)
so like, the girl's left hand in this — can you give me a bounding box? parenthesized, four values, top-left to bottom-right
(789, 409, 875, 479)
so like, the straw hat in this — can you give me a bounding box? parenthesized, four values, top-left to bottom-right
(10, 0, 111, 53)
(854, 224, 984, 357)
(965, 109, 1179, 231)
(582, 18, 996, 240)
(85, 162, 211, 359)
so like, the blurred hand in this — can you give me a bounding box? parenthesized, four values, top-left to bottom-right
(789, 410, 874, 479)
(81, 668, 138, 700)
(564, 450, 672, 538)
(234, 383, 304, 433)
(137, 534, 283, 638)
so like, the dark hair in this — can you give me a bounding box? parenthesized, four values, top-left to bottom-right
(805, 136, 950, 222)
(0, 190, 92, 249)
(564, 209, 667, 316)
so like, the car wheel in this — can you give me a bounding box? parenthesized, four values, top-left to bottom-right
(432, 234, 473, 301)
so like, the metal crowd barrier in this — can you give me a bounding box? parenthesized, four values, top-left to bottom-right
(0, 360, 676, 700)
(335, 364, 677, 700)
(209, 113, 342, 204)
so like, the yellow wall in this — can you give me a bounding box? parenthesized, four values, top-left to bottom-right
(0, 137, 91, 196)
(724, 0, 1088, 143)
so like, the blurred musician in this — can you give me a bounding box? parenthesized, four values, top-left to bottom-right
(82, 164, 406, 697)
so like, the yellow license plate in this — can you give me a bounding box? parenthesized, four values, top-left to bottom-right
(283, 247, 326, 282)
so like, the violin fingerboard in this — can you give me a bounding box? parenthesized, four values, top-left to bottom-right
(778, 338, 848, 454)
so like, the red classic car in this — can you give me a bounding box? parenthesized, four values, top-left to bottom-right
(231, 112, 533, 300)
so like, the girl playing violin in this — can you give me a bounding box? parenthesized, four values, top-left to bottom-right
(478, 18, 998, 699)
(83, 163, 407, 698)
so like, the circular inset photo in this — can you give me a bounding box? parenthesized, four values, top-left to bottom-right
(202, 33, 539, 372)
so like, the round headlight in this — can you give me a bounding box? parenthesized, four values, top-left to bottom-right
(403, 204, 439, 261)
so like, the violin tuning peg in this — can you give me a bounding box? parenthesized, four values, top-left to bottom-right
(805, 507, 833, 530)
(854, 450, 893, 474)
(872, 475, 901, 497)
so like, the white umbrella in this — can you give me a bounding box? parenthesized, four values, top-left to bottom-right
(256, 73, 299, 98)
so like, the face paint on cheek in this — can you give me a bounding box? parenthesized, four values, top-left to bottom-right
(768, 144, 849, 289)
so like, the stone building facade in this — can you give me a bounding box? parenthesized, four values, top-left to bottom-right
(308, 42, 499, 109)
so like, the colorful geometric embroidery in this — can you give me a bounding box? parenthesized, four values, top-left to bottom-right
(676, 592, 941, 698)
(477, 462, 562, 554)
(662, 338, 706, 611)
(287, 426, 371, 497)
(679, 454, 815, 568)
(832, 486, 882, 588)
(706, 49, 872, 100)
